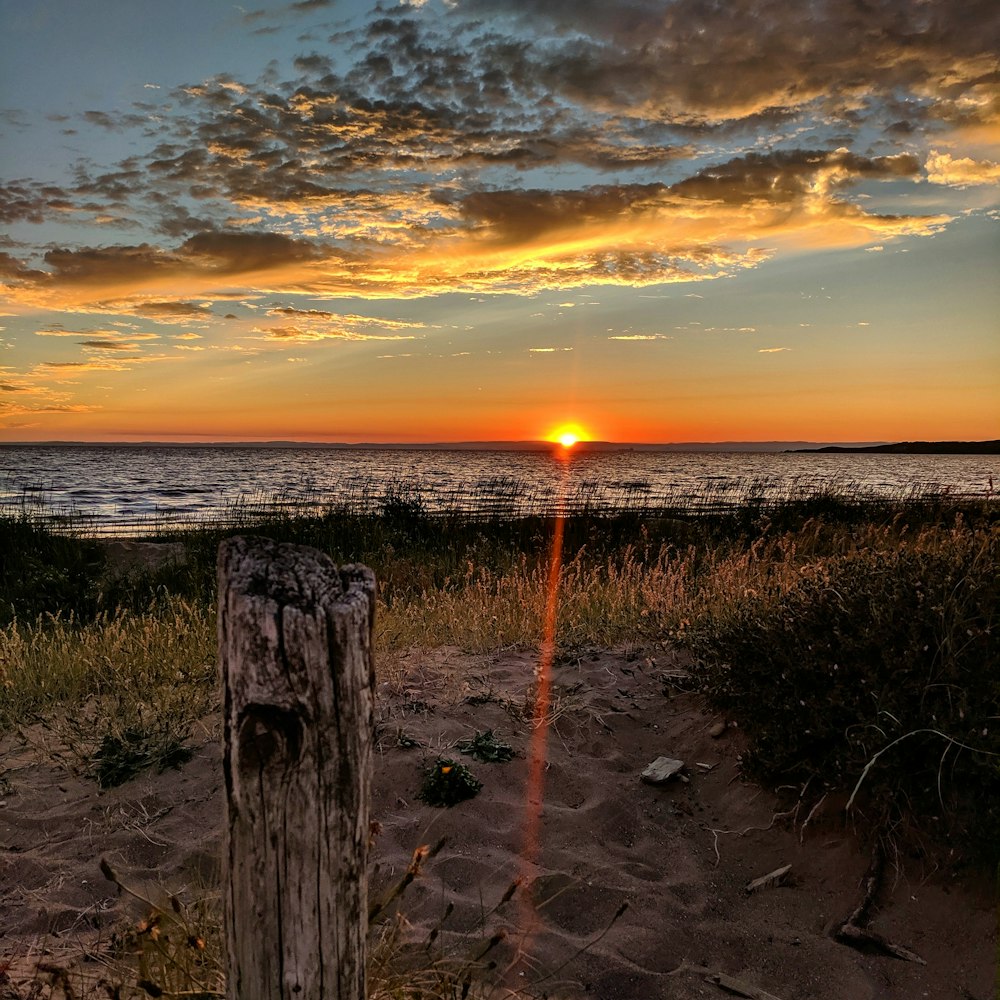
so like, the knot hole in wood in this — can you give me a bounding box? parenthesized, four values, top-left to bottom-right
(238, 704, 304, 771)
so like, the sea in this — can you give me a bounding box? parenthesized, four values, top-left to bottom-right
(0, 444, 996, 536)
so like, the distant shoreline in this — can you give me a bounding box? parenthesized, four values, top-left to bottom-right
(3, 438, 995, 453)
(791, 440, 1000, 455)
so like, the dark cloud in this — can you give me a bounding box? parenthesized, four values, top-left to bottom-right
(457, 183, 668, 242)
(0, 0, 987, 308)
(0, 181, 75, 224)
(73, 162, 145, 204)
(450, 0, 1000, 126)
(43, 244, 184, 285)
(25, 231, 323, 293)
(78, 340, 130, 350)
(131, 301, 215, 318)
(83, 110, 152, 131)
(672, 149, 921, 203)
(180, 230, 324, 272)
(268, 305, 335, 318)
(293, 53, 334, 74)
(11, 0, 986, 242)
(0, 251, 48, 282)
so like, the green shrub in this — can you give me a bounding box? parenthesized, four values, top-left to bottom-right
(688, 524, 1000, 859)
(0, 515, 103, 625)
(418, 757, 483, 806)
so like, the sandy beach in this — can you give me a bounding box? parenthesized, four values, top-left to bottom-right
(0, 644, 993, 999)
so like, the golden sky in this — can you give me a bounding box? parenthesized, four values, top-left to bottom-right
(1, 0, 998, 443)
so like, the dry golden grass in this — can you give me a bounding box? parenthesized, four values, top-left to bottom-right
(0, 598, 216, 732)
(4, 514, 990, 727)
(4, 505, 996, 998)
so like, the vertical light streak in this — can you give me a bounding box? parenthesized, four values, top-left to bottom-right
(517, 445, 570, 953)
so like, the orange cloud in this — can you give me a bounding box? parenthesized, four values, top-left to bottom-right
(925, 151, 1000, 187)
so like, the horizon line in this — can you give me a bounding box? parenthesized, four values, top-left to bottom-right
(2, 437, 996, 449)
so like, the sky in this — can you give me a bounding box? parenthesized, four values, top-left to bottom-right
(0, 0, 998, 445)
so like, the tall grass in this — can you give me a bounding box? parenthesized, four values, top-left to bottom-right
(0, 598, 216, 731)
(687, 515, 1000, 860)
(4, 494, 999, 1000)
(2, 495, 998, 858)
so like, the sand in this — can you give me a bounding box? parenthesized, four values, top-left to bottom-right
(0, 645, 994, 999)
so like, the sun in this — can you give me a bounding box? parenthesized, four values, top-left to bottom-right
(547, 422, 589, 448)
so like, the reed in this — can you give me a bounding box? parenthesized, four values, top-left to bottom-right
(2, 493, 998, 859)
(5, 492, 998, 998)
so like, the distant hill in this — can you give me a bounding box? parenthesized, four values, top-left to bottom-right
(792, 440, 1000, 455)
(3, 439, 995, 453)
(1, 439, 889, 452)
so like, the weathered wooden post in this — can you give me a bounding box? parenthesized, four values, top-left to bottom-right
(218, 536, 375, 1000)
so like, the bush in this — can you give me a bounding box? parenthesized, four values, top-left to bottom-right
(688, 523, 1000, 859)
(0, 515, 103, 625)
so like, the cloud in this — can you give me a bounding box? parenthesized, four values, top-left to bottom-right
(448, 0, 1000, 129)
(2, 232, 329, 308)
(0, 252, 48, 283)
(0, 181, 75, 224)
(0, 0, 990, 320)
(251, 306, 433, 343)
(36, 353, 177, 373)
(925, 151, 1000, 188)
(264, 306, 430, 331)
(0, 148, 948, 305)
(607, 334, 671, 341)
(758, 347, 791, 353)
(35, 328, 160, 341)
(254, 323, 418, 343)
(129, 300, 216, 320)
(0, 401, 98, 417)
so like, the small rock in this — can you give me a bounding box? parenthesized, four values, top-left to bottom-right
(641, 756, 685, 784)
(709, 721, 727, 738)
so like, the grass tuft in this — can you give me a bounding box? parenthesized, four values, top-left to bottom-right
(686, 516, 1000, 861)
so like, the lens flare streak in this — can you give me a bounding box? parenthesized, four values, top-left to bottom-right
(517, 451, 570, 955)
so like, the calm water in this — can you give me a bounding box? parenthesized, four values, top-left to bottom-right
(0, 445, 996, 535)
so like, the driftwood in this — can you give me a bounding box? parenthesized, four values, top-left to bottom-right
(219, 536, 376, 1000)
(668, 962, 785, 1000)
(744, 864, 792, 894)
(705, 971, 786, 1000)
(832, 838, 925, 965)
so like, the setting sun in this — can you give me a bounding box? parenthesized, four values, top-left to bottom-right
(547, 423, 589, 448)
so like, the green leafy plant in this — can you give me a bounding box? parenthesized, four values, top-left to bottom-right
(90, 718, 195, 789)
(33, 690, 201, 789)
(418, 757, 483, 807)
(456, 729, 514, 763)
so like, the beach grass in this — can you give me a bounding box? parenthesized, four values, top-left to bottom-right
(3, 490, 998, 996)
(2, 491, 998, 853)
